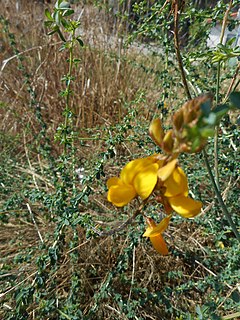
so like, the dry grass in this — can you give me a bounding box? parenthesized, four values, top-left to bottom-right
(0, 0, 168, 149)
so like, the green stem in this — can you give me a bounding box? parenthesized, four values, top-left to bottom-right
(214, 62, 221, 191)
(63, 32, 74, 156)
(203, 149, 240, 242)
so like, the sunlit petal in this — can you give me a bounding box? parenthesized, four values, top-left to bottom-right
(168, 195, 202, 218)
(164, 167, 188, 197)
(133, 163, 159, 199)
(143, 215, 172, 237)
(150, 234, 169, 255)
(149, 118, 164, 146)
(120, 158, 143, 185)
(158, 159, 178, 181)
(120, 156, 157, 185)
(107, 185, 136, 207)
(107, 177, 122, 188)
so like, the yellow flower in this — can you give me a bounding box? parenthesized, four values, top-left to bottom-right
(107, 155, 163, 207)
(143, 216, 171, 255)
(107, 156, 202, 218)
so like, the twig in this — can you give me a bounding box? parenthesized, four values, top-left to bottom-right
(222, 311, 240, 320)
(0, 270, 38, 299)
(16, 165, 54, 188)
(0, 42, 61, 73)
(232, 77, 240, 92)
(91, 215, 136, 236)
(66, 239, 91, 254)
(195, 260, 233, 290)
(217, 285, 239, 309)
(223, 62, 240, 103)
(219, 1, 233, 45)
(91, 207, 142, 237)
(194, 259, 217, 277)
(26, 203, 44, 244)
(104, 304, 121, 315)
(173, 0, 191, 100)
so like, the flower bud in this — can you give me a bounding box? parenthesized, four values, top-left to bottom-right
(162, 130, 174, 153)
(149, 118, 165, 147)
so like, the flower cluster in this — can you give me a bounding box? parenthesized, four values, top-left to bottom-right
(107, 155, 201, 218)
(106, 96, 210, 254)
(107, 153, 202, 254)
(150, 94, 214, 154)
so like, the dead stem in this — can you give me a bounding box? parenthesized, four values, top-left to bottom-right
(173, 0, 192, 100)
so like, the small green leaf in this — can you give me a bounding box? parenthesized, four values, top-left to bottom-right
(62, 9, 74, 17)
(76, 37, 84, 47)
(231, 290, 240, 303)
(61, 18, 70, 29)
(59, 1, 70, 9)
(229, 92, 240, 109)
(226, 36, 236, 47)
(54, 10, 60, 26)
(191, 137, 201, 152)
(45, 8, 53, 21)
(214, 104, 229, 122)
(47, 26, 59, 36)
(57, 29, 66, 42)
(200, 99, 212, 116)
(214, 104, 229, 114)
(44, 20, 53, 28)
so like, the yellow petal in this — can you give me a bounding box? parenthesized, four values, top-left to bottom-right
(168, 195, 202, 218)
(107, 177, 122, 189)
(164, 167, 188, 197)
(107, 185, 136, 207)
(120, 156, 156, 185)
(133, 163, 158, 199)
(149, 118, 164, 146)
(143, 215, 172, 237)
(158, 159, 178, 182)
(150, 234, 169, 255)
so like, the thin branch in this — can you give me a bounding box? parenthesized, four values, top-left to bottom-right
(203, 149, 240, 242)
(223, 61, 240, 103)
(173, 0, 192, 100)
(92, 207, 143, 237)
(0, 271, 38, 299)
(0, 42, 61, 73)
(26, 203, 44, 244)
(222, 311, 240, 320)
(219, 1, 233, 45)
